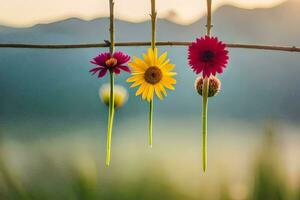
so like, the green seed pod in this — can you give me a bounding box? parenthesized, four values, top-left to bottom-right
(195, 76, 221, 97)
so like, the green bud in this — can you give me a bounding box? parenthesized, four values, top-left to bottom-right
(195, 76, 221, 97)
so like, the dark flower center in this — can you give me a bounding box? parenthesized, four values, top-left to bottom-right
(105, 58, 118, 67)
(201, 50, 215, 62)
(144, 66, 162, 84)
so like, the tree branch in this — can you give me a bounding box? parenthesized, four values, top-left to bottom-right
(0, 42, 300, 52)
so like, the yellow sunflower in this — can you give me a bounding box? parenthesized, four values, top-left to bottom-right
(127, 48, 177, 101)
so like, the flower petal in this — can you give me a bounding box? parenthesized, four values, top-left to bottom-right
(127, 75, 142, 83)
(142, 84, 150, 100)
(130, 77, 144, 88)
(113, 51, 130, 65)
(163, 64, 175, 71)
(133, 56, 148, 70)
(165, 72, 177, 77)
(136, 84, 146, 96)
(158, 51, 167, 65)
(129, 62, 146, 73)
(142, 53, 151, 66)
(154, 85, 163, 100)
(92, 52, 111, 66)
(188, 36, 229, 77)
(162, 79, 175, 90)
(113, 68, 120, 74)
(89, 66, 103, 75)
(158, 83, 167, 96)
(117, 65, 131, 73)
(147, 48, 155, 65)
(164, 76, 177, 84)
(147, 86, 154, 102)
(98, 69, 108, 78)
(160, 59, 170, 68)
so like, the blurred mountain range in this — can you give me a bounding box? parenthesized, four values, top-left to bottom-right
(1, 0, 300, 125)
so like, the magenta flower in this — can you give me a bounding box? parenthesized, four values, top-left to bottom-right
(188, 36, 229, 77)
(90, 52, 131, 78)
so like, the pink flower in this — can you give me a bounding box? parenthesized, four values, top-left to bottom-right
(188, 36, 229, 77)
(90, 51, 131, 78)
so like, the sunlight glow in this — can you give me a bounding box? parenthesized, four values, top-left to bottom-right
(0, 0, 289, 27)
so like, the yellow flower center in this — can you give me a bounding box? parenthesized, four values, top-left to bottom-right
(144, 66, 162, 84)
(105, 58, 118, 67)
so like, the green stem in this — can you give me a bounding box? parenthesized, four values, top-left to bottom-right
(148, 0, 156, 147)
(149, 99, 153, 147)
(105, 0, 115, 166)
(202, 77, 209, 172)
(106, 71, 115, 166)
(202, 0, 212, 172)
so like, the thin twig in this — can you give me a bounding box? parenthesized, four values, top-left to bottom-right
(206, 0, 213, 36)
(150, 0, 157, 50)
(0, 42, 300, 52)
(109, 0, 115, 54)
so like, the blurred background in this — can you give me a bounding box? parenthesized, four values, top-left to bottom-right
(0, 0, 300, 199)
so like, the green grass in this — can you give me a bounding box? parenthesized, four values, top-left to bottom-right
(0, 125, 299, 200)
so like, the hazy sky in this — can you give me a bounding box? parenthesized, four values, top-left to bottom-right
(0, 0, 287, 27)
